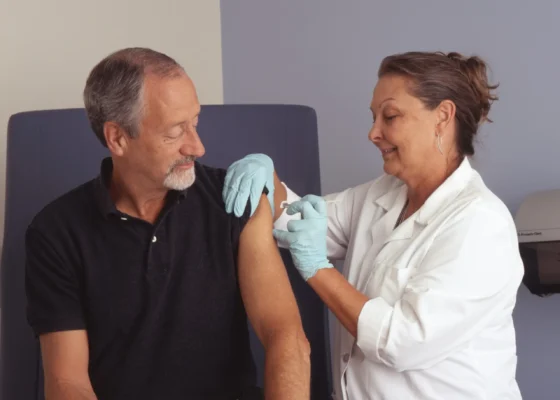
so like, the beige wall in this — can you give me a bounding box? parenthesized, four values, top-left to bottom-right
(0, 0, 224, 246)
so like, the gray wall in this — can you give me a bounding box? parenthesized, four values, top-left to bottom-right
(221, 1, 560, 398)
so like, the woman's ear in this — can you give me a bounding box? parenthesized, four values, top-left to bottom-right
(435, 100, 456, 135)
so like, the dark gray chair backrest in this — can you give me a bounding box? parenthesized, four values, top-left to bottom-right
(1, 105, 331, 399)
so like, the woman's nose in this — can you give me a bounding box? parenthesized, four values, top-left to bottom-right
(368, 123, 382, 143)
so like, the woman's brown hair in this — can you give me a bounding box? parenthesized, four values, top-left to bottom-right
(378, 51, 499, 156)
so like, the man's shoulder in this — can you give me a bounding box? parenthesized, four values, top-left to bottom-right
(29, 179, 96, 232)
(192, 162, 227, 205)
(194, 162, 227, 188)
(192, 162, 252, 227)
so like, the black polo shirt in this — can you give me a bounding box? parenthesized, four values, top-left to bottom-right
(25, 158, 260, 400)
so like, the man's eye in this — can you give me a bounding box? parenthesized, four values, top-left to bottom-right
(166, 130, 183, 139)
(385, 115, 397, 121)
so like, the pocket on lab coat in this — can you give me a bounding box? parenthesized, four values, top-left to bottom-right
(365, 261, 413, 305)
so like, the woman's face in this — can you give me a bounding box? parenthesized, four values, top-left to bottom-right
(368, 74, 455, 183)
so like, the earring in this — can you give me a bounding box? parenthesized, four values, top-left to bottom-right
(436, 134, 443, 155)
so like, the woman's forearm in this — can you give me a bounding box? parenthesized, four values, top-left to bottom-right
(307, 268, 369, 337)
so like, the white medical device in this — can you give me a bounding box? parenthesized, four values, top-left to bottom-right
(515, 189, 560, 295)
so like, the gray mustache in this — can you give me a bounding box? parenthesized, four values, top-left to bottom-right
(168, 156, 196, 172)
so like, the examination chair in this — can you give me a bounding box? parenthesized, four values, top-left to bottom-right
(0, 105, 331, 399)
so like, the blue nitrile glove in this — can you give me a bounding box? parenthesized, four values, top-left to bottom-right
(223, 153, 275, 218)
(273, 195, 333, 281)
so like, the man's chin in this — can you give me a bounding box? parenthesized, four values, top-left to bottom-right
(163, 170, 196, 191)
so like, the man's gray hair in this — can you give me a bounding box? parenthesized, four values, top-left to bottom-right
(83, 47, 184, 147)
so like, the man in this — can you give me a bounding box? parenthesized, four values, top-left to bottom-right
(25, 48, 310, 400)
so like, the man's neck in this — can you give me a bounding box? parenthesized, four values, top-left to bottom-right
(109, 167, 167, 224)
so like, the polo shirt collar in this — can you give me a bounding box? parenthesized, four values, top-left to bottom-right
(93, 157, 188, 218)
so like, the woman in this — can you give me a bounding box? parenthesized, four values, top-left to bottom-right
(223, 51, 524, 400)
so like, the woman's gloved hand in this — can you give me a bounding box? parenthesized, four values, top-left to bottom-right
(273, 195, 333, 281)
(222, 153, 275, 218)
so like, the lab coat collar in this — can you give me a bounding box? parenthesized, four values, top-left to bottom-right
(373, 183, 410, 244)
(416, 157, 474, 225)
(374, 157, 474, 227)
(373, 178, 406, 212)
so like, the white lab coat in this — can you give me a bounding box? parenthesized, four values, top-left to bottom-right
(275, 158, 523, 400)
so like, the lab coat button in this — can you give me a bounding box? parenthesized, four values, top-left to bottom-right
(342, 353, 350, 362)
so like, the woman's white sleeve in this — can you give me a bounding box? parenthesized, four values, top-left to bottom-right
(355, 205, 524, 371)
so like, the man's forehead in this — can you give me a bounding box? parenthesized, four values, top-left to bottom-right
(144, 75, 198, 110)
(144, 72, 194, 94)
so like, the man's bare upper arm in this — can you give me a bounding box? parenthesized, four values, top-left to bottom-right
(237, 195, 303, 345)
(40, 330, 94, 391)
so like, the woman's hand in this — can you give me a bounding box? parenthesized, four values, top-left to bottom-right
(275, 195, 368, 338)
(273, 195, 333, 280)
(223, 153, 275, 218)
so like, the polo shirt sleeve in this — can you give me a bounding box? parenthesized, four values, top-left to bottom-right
(25, 225, 86, 336)
(207, 166, 252, 254)
(230, 196, 253, 247)
(206, 164, 260, 233)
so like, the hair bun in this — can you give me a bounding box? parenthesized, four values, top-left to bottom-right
(447, 52, 499, 124)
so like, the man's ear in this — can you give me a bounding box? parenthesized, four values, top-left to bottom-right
(104, 122, 129, 156)
(435, 99, 456, 136)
